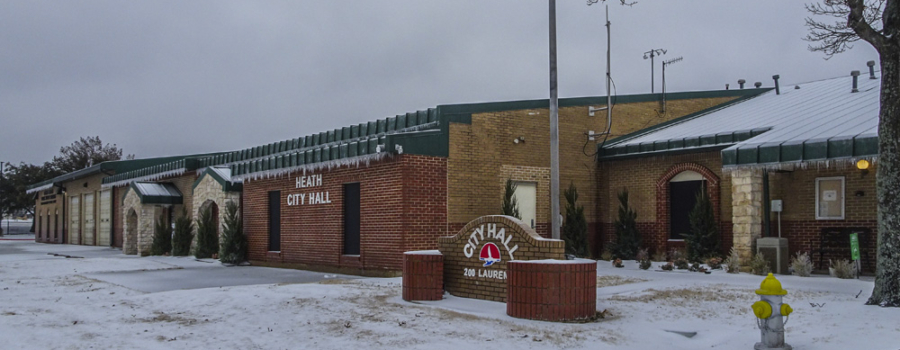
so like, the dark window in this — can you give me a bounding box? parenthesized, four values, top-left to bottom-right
(669, 180, 704, 239)
(343, 183, 361, 255)
(268, 191, 281, 251)
(54, 213, 59, 239)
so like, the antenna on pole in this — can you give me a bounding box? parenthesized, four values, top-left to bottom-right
(643, 48, 666, 93)
(661, 56, 683, 113)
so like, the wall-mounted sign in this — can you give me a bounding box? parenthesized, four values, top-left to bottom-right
(437, 215, 564, 302)
(287, 174, 332, 206)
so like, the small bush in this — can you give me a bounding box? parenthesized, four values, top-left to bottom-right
(219, 201, 247, 265)
(674, 257, 689, 270)
(171, 210, 194, 256)
(636, 248, 649, 262)
(660, 262, 674, 271)
(150, 215, 171, 256)
(562, 183, 589, 258)
(194, 205, 219, 259)
(651, 251, 667, 262)
(790, 251, 813, 277)
(706, 256, 723, 270)
(830, 259, 855, 279)
(612, 258, 624, 268)
(750, 253, 770, 276)
(600, 248, 613, 261)
(723, 247, 741, 274)
(683, 191, 719, 262)
(611, 189, 641, 259)
(639, 259, 652, 270)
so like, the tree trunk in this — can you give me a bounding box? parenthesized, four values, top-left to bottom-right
(867, 44, 900, 307)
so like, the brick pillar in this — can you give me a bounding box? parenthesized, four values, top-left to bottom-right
(402, 251, 444, 301)
(732, 169, 764, 267)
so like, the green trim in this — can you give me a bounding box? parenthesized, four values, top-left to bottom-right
(385, 130, 446, 157)
(599, 145, 732, 162)
(722, 135, 879, 166)
(437, 88, 769, 118)
(598, 127, 771, 159)
(128, 182, 183, 205)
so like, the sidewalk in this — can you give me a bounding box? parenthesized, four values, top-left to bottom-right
(0, 233, 35, 241)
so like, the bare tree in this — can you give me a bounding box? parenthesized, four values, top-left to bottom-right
(806, 0, 900, 307)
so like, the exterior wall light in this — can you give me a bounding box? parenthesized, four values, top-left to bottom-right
(857, 159, 870, 177)
(513, 136, 525, 144)
(856, 159, 869, 170)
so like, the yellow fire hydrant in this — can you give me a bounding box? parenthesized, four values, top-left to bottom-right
(751, 273, 793, 350)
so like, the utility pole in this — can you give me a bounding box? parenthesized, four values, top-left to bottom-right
(660, 56, 683, 113)
(643, 48, 666, 93)
(1, 162, 5, 236)
(549, 0, 560, 240)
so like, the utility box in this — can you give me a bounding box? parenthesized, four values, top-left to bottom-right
(757, 237, 790, 275)
(771, 199, 783, 212)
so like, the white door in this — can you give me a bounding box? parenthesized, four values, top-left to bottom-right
(69, 196, 80, 245)
(83, 193, 95, 245)
(98, 190, 111, 247)
(514, 181, 537, 228)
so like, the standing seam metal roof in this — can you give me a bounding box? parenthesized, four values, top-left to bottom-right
(600, 71, 880, 166)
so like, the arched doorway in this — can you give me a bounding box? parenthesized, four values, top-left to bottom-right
(669, 170, 706, 240)
(125, 209, 138, 255)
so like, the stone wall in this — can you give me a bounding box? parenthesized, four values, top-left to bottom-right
(191, 173, 241, 247)
(122, 190, 158, 256)
(731, 168, 764, 265)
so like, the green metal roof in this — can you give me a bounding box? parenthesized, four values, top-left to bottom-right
(126, 182, 183, 205)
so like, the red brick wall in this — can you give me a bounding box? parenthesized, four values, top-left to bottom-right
(243, 154, 447, 272)
(597, 152, 731, 257)
(112, 186, 125, 248)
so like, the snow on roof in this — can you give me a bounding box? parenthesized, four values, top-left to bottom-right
(603, 71, 880, 166)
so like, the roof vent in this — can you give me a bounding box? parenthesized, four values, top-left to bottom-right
(754, 82, 762, 88)
(794, 85, 800, 89)
(851, 70, 860, 93)
(738, 79, 746, 89)
(772, 75, 780, 95)
(867, 60, 877, 79)
(726, 83, 730, 90)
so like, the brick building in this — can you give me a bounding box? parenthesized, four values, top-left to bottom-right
(596, 69, 879, 271)
(27, 89, 765, 273)
(27, 155, 211, 247)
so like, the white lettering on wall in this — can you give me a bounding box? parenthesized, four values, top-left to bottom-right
(287, 174, 331, 206)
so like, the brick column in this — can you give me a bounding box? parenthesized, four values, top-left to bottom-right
(731, 168, 763, 266)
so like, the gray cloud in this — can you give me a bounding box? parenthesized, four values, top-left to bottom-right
(0, 0, 877, 165)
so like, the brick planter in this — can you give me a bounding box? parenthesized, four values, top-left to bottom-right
(402, 251, 444, 301)
(507, 260, 596, 322)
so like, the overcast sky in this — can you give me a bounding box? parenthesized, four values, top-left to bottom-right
(0, 0, 878, 166)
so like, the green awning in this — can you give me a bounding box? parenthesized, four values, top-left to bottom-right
(130, 182, 183, 205)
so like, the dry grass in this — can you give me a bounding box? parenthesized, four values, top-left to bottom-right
(597, 275, 647, 288)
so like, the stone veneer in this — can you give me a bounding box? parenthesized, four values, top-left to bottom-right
(191, 173, 241, 247)
(731, 168, 764, 265)
(122, 190, 159, 256)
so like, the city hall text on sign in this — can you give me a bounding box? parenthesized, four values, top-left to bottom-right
(287, 174, 332, 206)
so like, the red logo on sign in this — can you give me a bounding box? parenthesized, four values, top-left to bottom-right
(479, 243, 501, 267)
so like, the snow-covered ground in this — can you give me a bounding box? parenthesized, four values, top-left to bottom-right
(1, 241, 898, 350)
